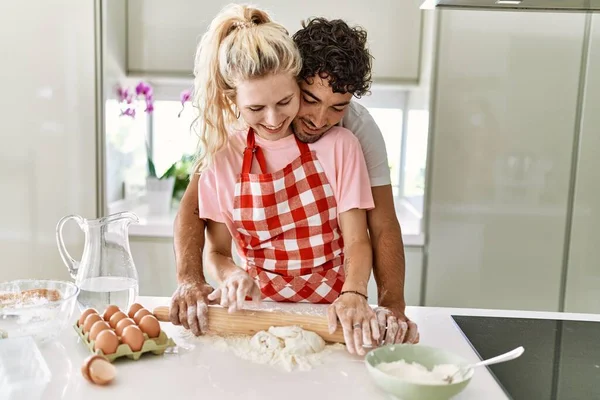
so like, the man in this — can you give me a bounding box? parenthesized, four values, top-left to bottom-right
(170, 18, 419, 345)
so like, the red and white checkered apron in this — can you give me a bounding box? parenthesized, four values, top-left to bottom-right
(232, 128, 345, 304)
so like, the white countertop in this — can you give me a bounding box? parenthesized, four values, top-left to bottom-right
(36, 297, 600, 400)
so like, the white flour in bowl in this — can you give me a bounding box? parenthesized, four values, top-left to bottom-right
(182, 325, 345, 372)
(376, 360, 464, 385)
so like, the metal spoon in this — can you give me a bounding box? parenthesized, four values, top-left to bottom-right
(445, 346, 525, 384)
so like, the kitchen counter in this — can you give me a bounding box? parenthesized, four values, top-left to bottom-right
(38, 297, 600, 400)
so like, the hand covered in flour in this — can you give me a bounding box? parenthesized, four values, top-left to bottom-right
(207, 269, 261, 313)
(327, 293, 380, 356)
(374, 306, 420, 345)
(170, 281, 215, 336)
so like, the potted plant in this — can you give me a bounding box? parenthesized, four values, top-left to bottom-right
(144, 154, 176, 216)
(146, 153, 193, 214)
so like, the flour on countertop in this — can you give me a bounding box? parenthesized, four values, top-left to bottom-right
(181, 325, 345, 371)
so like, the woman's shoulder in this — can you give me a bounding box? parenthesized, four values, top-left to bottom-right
(211, 130, 246, 163)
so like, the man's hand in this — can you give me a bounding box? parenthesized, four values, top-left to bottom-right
(169, 281, 215, 336)
(328, 293, 380, 356)
(207, 269, 261, 313)
(375, 306, 419, 345)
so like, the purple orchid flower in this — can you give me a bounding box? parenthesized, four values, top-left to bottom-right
(145, 97, 154, 113)
(135, 81, 152, 97)
(116, 82, 157, 118)
(120, 108, 136, 118)
(116, 86, 129, 103)
(178, 89, 192, 117)
(180, 89, 191, 104)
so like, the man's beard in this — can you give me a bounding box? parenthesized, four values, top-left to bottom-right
(292, 120, 326, 144)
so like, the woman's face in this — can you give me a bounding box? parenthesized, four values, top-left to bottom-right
(235, 72, 300, 141)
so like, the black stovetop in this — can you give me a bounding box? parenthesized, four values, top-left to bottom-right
(452, 316, 600, 400)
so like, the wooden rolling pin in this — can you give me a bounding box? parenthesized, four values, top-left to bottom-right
(153, 305, 346, 344)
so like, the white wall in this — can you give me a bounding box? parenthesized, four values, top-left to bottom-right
(564, 14, 600, 314)
(424, 10, 586, 311)
(0, 1, 98, 282)
(126, 0, 423, 83)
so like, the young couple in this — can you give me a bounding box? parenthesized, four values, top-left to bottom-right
(170, 4, 419, 355)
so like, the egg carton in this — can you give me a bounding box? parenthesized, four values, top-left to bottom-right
(73, 323, 176, 363)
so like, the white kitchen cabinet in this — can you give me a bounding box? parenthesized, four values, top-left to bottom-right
(131, 236, 423, 306)
(0, 1, 98, 282)
(564, 15, 600, 314)
(425, 10, 585, 311)
(130, 237, 178, 297)
(127, 0, 423, 83)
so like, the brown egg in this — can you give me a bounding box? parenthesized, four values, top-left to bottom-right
(138, 315, 161, 338)
(108, 311, 128, 328)
(81, 355, 116, 385)
(78, 309, 98, 327)
(94, 329, 120, 354)
(133, 308, 152, 324)
(115, 317, 136, 336)
(121, 325, 145, 352)
(102, 305, 121, 322)
(89, 320, 111, 341)
(83, 313, 103, 334)
(127, 303, 144, 319)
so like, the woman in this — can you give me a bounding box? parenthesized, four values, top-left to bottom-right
(191, 4, 378, 355)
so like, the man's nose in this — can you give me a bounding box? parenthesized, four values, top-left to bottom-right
(310, 108, 328, 129)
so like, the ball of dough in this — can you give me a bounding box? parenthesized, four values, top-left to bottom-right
(268, 326, 326, 356)
(250, 331, 284, 352)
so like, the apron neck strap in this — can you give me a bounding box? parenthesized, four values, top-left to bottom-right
(242, 128, 267, 174)
(295, 136, 310, 154)
(242, 128, 310, 174)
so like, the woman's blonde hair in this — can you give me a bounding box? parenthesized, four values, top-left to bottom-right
(192, 3, 302, 172)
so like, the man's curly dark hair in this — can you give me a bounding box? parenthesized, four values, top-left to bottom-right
(292, 18, 373, 98)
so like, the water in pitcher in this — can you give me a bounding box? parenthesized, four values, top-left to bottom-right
(77, 276, 138, 312)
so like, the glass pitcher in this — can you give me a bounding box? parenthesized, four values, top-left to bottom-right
(55, 211, 140, 312)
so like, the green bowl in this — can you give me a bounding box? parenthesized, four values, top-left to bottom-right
(365, 344, 474, 400)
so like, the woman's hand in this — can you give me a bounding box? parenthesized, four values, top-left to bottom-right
(327, 292, 380, 356)
(207, 269, 261, 313)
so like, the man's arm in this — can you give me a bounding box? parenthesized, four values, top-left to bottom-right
(367, 184, 419, 344)
(367, 185, 406, 308)
(173, 173, 206, 284)
(169, 173, 214, 336)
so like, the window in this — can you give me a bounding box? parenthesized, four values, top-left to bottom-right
(368, 108, 404, 197)
(104, 99, 148, 203)
(405, 110, 429, 207)
(356, 86, 427, 236)
(104, 83, 198, 207)
(150, 100, 197, 174)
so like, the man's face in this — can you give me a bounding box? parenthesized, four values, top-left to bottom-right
(292, 76, 353, 143)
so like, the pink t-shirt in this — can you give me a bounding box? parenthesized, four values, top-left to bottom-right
(198, 127, 374, 237)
